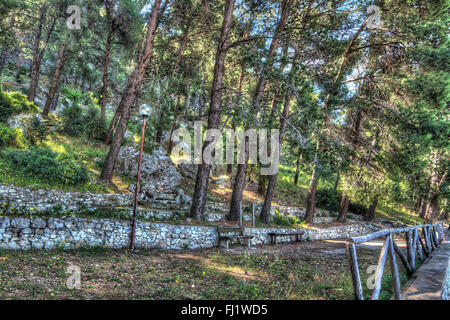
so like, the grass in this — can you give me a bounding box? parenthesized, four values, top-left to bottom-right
(0, 133, 133, 194)
(273, 165, 310, 206)
(0, 241, 407, 300)
(375, 203, 425, 226)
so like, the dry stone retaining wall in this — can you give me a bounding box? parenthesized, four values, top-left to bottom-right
(0, 217, 217, 250)
(244, 223, 380, 245)
(0, 215, 381, 251)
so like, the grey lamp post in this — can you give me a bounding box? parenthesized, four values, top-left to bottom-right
(130, 104, 151, 250)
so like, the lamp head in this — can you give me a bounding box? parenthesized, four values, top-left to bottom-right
(139, 104, 151, 118)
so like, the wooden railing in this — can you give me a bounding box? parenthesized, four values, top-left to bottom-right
(346, 223, 445, 300)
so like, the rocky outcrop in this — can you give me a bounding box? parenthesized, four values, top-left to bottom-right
(175, 161, 198, 180)
(7, 113, 42, 131)
(115, 145, 182, 203)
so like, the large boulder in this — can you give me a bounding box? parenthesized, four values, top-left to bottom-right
(7, 113, 43, 131)
(115, 145, 182, 203)
(176, 161, 198, 180)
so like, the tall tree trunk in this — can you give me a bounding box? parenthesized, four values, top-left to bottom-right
(103, 0, 168, 146)
(304, 158, 319, 224)
(257, 174, 267, 195)
(0, 50, 6, 76)
(99, 5, 114, 121)
(365, 197, 378, 221)
(166, 22, 193, 152)
(167, 95, 182, 155)
(0, 16, 14, 76)
(424, 152, 447, 223)
(438, 199, 448, 220)
(334, 171, 340, 191)
(260, 89, 291, 223)
(337, 195, 349, 222)
(42, 43, 66, 116)
(15, 47, 24, 82)
(304, 19, 368, 224)
(294, 148, 301, 185)
(198, 73, 207, 119)
(257, 90, 278, 196)
(227, 65, 245, 176)
(418, 197, 427, 218)
(155, 112, 164, 143)
(425, 194, 440, 224)
(50, 92, 59, 111)
(27, 4, 47, 102)
(100, 0, 163, 181)
(104, 104, 123, 145)
(229, 0, 291, 221)
(189, 0, 236, 220)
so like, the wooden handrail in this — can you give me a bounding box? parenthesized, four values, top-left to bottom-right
(346, 222, 445, 300)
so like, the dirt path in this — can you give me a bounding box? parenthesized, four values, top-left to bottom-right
(221, 237, 408, 259)
(0, 238, 409, 300)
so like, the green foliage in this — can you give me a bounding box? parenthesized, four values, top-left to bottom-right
(1, 147, 89, 186)
(0, 123, 15, 147)
(0, 123, 25, 148)
(348, 201, 367, 216)
(0, 90, 39, 122)
(84, 106, 107, 141)
(272, 211, 301, 227)
(23, 115, 47, 145)
(60, 86, 83, 106)
(61, 104, 84, 136)
(59, 158, 90, 186)
(315, 187, 340, 212)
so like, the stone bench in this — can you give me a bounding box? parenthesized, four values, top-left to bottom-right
(268, 231, 305, 245)
(218, 227, 254, 249)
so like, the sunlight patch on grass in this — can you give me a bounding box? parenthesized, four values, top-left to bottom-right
(375, 203, 424, 226)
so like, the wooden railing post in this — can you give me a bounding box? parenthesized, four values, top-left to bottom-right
(347, 242, 364, 300)
(251, 202, 255, 228)
(406, 231, 413, 272)
(420, 228, 430, 256)
(388, 234, 402, 299)
(427, 226, 434, 251)
(392, 236, 413, 276)
(416, 229, 425, 262)
(347, 223, 445, 300)
(371, 235, 390, 300)
(431, 225, 439, 248)
(239, 201, 243, 228)
(411, 229, 418, 269)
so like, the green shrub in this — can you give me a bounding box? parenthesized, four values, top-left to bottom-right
(272, 212, 300, 226)
(84, 106, 107, 141)
(315, 187, 340, 212)
(23, 115, 47, 145)
(348, 201, 367, 216)
(60, 86, 83, 106)
(0, 124, 15, 147)
(0, 124, 25, 148)
(61, 104, 84, 136)
(59, 158, 89, 185)
(1, 147, 89, 186)
(0, 90, 39, 122)
(0, 91, 15, 122)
